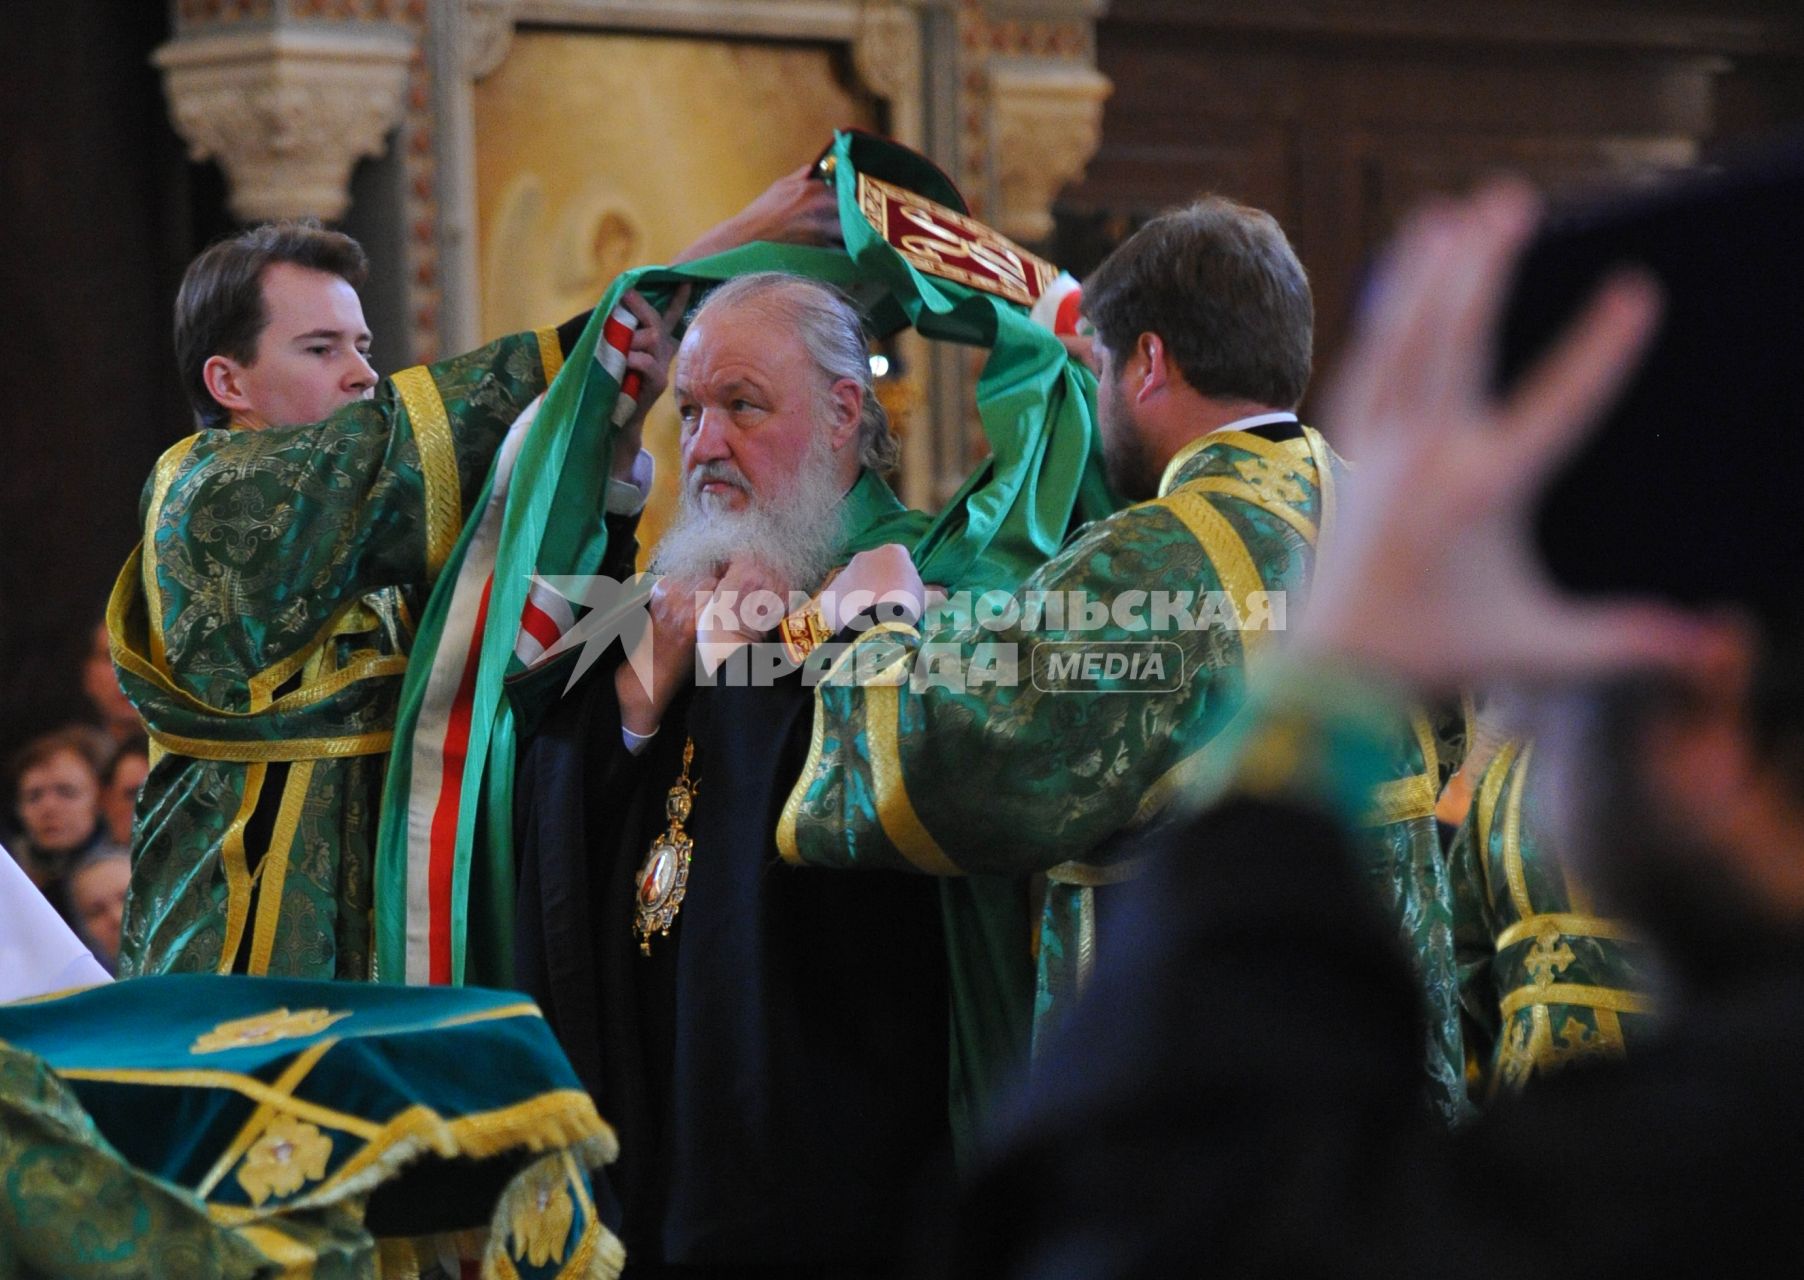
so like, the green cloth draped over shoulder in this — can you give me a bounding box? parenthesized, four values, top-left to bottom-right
(780, 425, 1473, 1125)
(0, 975, 622, 1278)
(372, 132, 1113, 1156)
(1450, 741, 1657, 1102)
(111, 326, 567, 982)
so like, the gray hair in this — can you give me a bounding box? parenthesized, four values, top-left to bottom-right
(691, 272, 899, 473)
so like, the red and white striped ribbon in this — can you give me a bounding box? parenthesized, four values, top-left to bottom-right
(401, 293, 654, 983)
(596, 302, 643, 427)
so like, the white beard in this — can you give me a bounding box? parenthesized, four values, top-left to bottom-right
(650, 429, 848, 594)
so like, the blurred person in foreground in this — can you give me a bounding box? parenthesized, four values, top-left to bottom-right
(948, 180, 1797, 1277)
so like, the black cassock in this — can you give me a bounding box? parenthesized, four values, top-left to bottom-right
(512, 653, 951, 1275)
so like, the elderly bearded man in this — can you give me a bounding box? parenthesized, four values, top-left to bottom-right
(509, 273, 950, 1275)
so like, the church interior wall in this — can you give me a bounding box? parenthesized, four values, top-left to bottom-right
(1, 0, 1800, 770)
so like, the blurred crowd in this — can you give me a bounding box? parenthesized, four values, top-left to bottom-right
(2, 620, 143, 972)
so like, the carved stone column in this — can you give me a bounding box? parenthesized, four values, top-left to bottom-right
(154, 22, 416, 222)
(989, 60, 1112, 244)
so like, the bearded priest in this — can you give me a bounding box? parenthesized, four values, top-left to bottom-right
(508, 272, 949, 1276)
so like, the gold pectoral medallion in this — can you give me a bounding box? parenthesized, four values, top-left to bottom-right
(634, 738, 698, 955)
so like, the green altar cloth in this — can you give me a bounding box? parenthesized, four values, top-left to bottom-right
(0, 976, 620, 1278)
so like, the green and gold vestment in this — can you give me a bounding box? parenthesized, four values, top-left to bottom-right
(1451, 741, 1656, 1100)
(781, 425, 1469, 1122)
(110, 328, 566, 981)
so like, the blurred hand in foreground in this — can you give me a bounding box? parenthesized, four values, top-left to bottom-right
(1295, 181, 1737, 691)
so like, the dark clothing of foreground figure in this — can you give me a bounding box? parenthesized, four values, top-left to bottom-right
(949, 674, 1804, 1279)
(513, 623, 952, 1275)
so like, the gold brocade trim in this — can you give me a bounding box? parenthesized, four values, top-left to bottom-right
(204, 1089, 615, 1227)
(376, 1238, 424, 1280)
(1155, 429, 1315, 499)
(140, 434, 201, 675)
(1149, 489, 1273, 665)
(488, 1151, 623, 1280)
(775, 691, 825, 867)
(1209, 429, 1315, 468)
(433, 1001, 545, 1029)
(1499, 983, 1655, 1020)
(146, 725, 394, 763)
(534, 325, 565, 384)
(1474, 740, 1522, 910)
(778, 596, 834, 665)
(244, 595, 379, 712)
(192, 1008, 353, 1055)
(218, 763, 269, 974)
(55, 1065, 386, 1140)
(1045, 858, 1145, 886)
(1495, 912, 1642, 951)
(1362, 710, 1441, 826)
(1364, 772, 1439, 826)
(392, 365, 461, 584)
(868, 682, 963, 876)
(1177, 477, 1318, 545)
(776, 622, 920, 867)
(232, 1221, 319, 1271)
(1300, 426, 1337, 553)
(1501, 743, 1537, 920)
(248, 760, 317, 976)
(1156, 434, 1214, 498)
(393, 590, 416, 637)
(196, 1037, 339, 1200)
(116, 632, 405, 725)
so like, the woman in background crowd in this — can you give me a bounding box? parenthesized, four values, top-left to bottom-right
(98, 736, 148, 847)
(65, 846, 130, 972)
(7, 726, 125, 924)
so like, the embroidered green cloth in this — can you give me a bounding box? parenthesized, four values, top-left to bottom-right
(111, 328, 566, 983)
(0, 975, 619, 1278)
(1450, 742, 1657, 1100)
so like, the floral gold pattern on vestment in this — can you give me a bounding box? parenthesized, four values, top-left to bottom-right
(237, 1116, 333, 1205)
(191, 1007, 351, 1054)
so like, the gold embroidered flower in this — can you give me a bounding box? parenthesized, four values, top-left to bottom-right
(190, 1007, 351, 1054)
(510, 1162, 575, 1268)
(1233, 455, 1309, 505)
(236, 1116, 333, 1205)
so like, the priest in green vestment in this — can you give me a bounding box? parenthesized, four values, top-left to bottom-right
(110, 176, 837, 981)
(776, 195, 1470, 1121)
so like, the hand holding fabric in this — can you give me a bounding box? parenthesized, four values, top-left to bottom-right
(617, 570, 717, 736)
(831, 543, 926, 632)
(612, 286, 691, 468)
(672, 163, 843, 264)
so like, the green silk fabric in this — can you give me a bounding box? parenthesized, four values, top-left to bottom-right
(112, 332, 562, 982)
(0, 976, 621, 1278)
(1450, 742, 1657, 1101)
